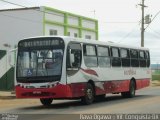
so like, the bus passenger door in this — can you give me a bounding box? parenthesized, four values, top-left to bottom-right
(66, 43, 82, 73)
(66, 43, 85, 97)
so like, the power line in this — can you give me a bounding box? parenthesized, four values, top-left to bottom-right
(146, 30, 160, 39)
(0, 12, 42, 23)
(100, 21, 138, 24)
(148, 28, 160, 37)
(0, 0, 66, 18)
(0, 0, 140, 24)
(117, 24, 139, 43)
(145, 10, 160, 31)
(0, 0, 26, 8)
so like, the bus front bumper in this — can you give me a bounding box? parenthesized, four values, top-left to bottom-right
(15, 84, 73, 99)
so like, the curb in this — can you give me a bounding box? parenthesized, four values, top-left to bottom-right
(151, 80, 160, 86)
(0, 96, 16, 100)
(0, 91, 16, 100)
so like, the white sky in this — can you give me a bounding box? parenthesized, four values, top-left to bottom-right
(0, 0, 160, 63)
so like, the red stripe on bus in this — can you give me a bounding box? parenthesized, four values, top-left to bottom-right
(81, 68, 98, 77)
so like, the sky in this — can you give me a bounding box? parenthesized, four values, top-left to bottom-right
(0, 0, 160, 64)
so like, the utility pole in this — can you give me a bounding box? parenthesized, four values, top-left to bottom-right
(138, 0, 147, 47)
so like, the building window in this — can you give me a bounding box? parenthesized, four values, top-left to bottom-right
(50, 29, 57, 35)
(67, 32, 70, 36)
(74, 33, 78, 38)
(85, 35, 91, 39)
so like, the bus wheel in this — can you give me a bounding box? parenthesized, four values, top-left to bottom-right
(81, 83, 94, 105)
(121, 80, 136, 98)
(40, 98, 53, 106)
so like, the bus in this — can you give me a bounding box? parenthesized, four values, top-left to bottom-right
(15, 36, 151, 105)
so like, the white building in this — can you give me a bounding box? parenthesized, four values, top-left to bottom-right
(0, 6, 98, 90)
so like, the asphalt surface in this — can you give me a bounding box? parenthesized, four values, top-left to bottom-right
(0, 86, 160, 120)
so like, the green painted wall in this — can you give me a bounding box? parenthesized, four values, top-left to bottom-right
(43, 6, 98, 40)
(0, 67, 14, 91)
(0, 50, 6, 60)
(0, 50, 14, 91)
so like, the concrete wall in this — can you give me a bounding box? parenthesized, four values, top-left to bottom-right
(45, 10, 64, 23)
(0, 8, 43, 49)
(68, 15, 79, 26)
(82, 19, 96, 30)
(67, 27, 79, 38)
(0, 8, 43, 90)
(45, 24, 64, 36)
(82, 30, 96, 40)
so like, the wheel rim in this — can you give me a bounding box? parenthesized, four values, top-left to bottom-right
(87, 88, 93, 100)
(130, 82, 135, 95)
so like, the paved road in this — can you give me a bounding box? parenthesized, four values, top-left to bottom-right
(0, 86, 160, 120)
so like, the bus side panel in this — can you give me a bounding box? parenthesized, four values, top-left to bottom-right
(65, 78, 150, 98)
(103, 78, 150, 94)
(69, 83, 86, 98)
(136, 78, 150, 90)
(66, 80, 130, 97)
(95, 84, 106, 95)
(141, 79, 150, 88)
(68, 82, 107, 97)
(104, 80, 130, 93)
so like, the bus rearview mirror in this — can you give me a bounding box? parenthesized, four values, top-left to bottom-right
(9, 48, 17, 67)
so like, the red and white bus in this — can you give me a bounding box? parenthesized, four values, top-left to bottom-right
(15, 36, 151, 105)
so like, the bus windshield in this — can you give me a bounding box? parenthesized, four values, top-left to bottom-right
(16, 37, 64, 83)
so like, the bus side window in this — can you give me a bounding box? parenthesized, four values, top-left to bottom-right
(97, 46, 110, 67)
(111, 47, 121, 67)
(146, 51, 150, 67)
(83, 44, 97, 67)
(120, 48, 130, 67)
(130, 49, 139, 67)
(139, 51, 146, 67)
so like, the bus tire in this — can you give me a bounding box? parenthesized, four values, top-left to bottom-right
(81, 83, 94, 105)
(40, 98, 53, 106)
(121, 80, 136, 98)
